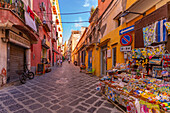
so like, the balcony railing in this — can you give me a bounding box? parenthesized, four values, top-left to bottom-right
(0, 1, 25, 22)
(43, 15, 51, 32)
(42, 39, 50, 49)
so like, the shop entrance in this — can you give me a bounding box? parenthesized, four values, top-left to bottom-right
(52, 52, 54, 66)
(81, 50, 85, 64)
(9, 44, 25, 82)
(88, 50, 92, 69)
(101, 46, 107, 75)
(78, 51, 80, 66)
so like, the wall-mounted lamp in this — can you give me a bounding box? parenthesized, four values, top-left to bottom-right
(1, 37, 9, 43)
(120, 11, 146, 17)
(2, 29, 4, 34)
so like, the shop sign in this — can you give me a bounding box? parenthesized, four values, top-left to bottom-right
(107, 49, 111, 58)
(124, 52, 128, 59)
(120, 46, 131, 52)
(9, 31, 30, 48)
(119, 25, 134, 35)
(120, 33, 132, 46)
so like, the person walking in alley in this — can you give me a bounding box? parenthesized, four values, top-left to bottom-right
(60, 59, 62, 67)
(57, 59, 60, 67)
(68, 58, 70, 64)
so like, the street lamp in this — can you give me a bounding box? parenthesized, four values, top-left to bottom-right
(120, 11, 146, 17)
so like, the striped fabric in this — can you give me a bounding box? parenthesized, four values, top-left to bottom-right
(157, 19, 167, 42)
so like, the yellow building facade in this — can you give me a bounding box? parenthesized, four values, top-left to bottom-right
(71, 0, 170, 77)
(90, 0, 170, 77)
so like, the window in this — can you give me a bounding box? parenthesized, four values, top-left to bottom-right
(112, 47, 116, 67)
(86, 38, 88, 44)
(28, 0, 31, 8)
(56, 32, 58, 39)
(118, 18, 121, 27)
(89, 36, 92, 43)
(114, 18, 121, 28)
(19, 32, 23, 37)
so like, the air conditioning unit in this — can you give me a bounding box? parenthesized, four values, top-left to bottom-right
(40, 2, 46, 11)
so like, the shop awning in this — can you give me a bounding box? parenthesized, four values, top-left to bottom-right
(125, 0, 161, 22)
(97, 38, 111, 47)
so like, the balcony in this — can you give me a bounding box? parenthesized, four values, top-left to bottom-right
(52, 31, 56, 42)
(43, 16, 51, 32)
(89, 7, 98, 23)
(0, 1, 38, 43)
(42, 39, 50, 49)
(0, 2, 25, 22)
(52, 47, 59, 54)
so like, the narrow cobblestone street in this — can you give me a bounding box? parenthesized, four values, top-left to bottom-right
(0, 62, 122, 113)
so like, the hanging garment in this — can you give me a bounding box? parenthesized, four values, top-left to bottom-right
(157, 19, 167, 42)
(143, 22, 157, 47)
(27, 5, 34, 20)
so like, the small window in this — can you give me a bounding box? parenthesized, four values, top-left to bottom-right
(19, 32, 23, 37)
(89, 36, 92, 43)
(86, 38, 88, 44)
(114, 18, 121, 28)
(28, 0, 31, 8)
(112, 47, 116, 67)
(118, 18, 121, 27)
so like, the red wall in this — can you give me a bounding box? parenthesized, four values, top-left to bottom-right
(31, 38, 42, 67)
(33, 0, 52, 23)
(31, 0, 53, 67)
(98, 0, 112, 17)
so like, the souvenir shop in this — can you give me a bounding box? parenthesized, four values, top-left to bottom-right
(97, 44, 170, 112)
(96, 4, 170, 113)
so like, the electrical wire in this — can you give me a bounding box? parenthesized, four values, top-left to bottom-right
(38, 11, 91, 15)
(60, 21, 89, 23)
(38, 11, 91, 24)
(45, 21, 89, 23)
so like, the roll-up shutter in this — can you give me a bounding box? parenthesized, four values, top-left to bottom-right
(9, 44, 25, 82)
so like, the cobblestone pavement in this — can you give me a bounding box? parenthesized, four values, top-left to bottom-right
(0, 62, 122, 113)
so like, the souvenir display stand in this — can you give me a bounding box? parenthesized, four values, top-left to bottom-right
(97, 44, 170, 113)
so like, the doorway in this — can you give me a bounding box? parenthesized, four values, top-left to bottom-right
(52, 52, 54, 66)
(88, 50, 92, 69)
(101, 46, 107, 75)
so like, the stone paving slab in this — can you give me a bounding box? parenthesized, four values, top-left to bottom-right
(0, 62, 123, 113)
